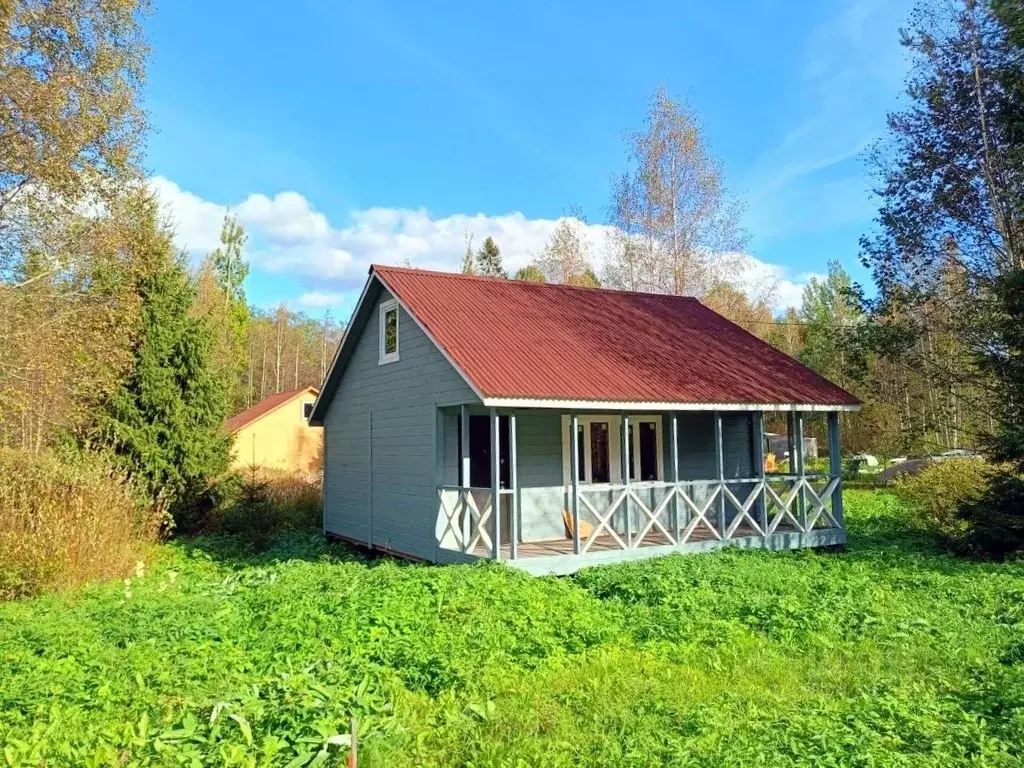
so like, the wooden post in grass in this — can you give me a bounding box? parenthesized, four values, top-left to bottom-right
(349, 716, 358, 768)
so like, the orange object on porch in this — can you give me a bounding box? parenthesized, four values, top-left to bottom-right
(562, 509, 594, 540)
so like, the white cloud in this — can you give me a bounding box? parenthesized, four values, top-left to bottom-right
(151, 175, 813, 312)
(150, 176, 226, 254)
(151, 175, 614, 285)
(741, 256, 819, 309)
(725, 255, 819, 312)
(297, 291, 347, 309)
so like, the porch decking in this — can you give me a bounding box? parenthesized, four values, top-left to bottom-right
(492, 524, 845, 576)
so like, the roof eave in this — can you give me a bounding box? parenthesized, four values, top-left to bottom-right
(478, 397, 861, 413)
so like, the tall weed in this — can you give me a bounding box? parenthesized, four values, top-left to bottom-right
(0, 448, 163, 600)
(216, 467, 323, 550)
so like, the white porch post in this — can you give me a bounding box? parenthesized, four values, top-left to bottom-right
(752, 411, 767, 534)
(459, 405, 471, 549)
(794, 411, 806, 531)
(621, 414, 632, 547)
(509, 411, 519, 559)
(490, 407, 501, 561)
(670, 413, 680, 543)
(714, 411, 726, 537)
(828, 411, 845, 529)
(570, 412, 581, 554)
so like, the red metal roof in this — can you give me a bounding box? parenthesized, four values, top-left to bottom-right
(373, 266, 859, 407)
(225, 386, 320, 433)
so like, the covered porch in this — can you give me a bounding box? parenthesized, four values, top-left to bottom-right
(434, 406, 846, 576)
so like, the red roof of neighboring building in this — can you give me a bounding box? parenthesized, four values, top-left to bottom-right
(372, 266, 859, 407)
(225, 386, 320, 433)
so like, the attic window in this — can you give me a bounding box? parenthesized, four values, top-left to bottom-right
(302, 402, 314, 420)
(379, 299, 399, 364)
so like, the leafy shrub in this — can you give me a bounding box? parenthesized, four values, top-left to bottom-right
(959, 471, 1024, 559)
(216, 467, 322, 550)
(0, 448, 163, 600)
(892, 458, 989, 542)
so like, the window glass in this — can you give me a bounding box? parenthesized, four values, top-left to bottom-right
(383, 307, 398, 354)
(639, 421, 659, 481)
(302, 402, 314, 420)
(590, 422, 610, 483)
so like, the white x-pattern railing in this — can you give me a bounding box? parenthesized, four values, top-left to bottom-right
(577, 474, 841, 552)
(436, 474, 842, 558)
(436, 486, 494, 554)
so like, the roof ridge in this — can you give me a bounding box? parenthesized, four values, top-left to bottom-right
(370, 263, 704, 302)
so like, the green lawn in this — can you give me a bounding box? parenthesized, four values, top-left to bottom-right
(2, 491, 1023, 767)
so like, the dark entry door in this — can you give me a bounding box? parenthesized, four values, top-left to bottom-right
(463, 414, 510, 488)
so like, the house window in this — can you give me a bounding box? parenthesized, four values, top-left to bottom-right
(302, 402, 314, 420)
(379, 299, 399, 364)
(628, 419, 662, 481)
(563, 415, 663, 486)
(590, 422, 611, 483)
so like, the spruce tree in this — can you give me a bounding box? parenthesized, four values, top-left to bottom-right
(475, 237, 506, 277)
(94, 194, 231, 533)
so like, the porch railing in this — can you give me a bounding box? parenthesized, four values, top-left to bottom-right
(575, 474, 841, 552)
(436, 485, 511, 555)
(436, 474, 842, 558)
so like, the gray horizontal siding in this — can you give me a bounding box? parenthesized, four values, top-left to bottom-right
(667, 412, 754, 480)
(323, 286, 478, 560)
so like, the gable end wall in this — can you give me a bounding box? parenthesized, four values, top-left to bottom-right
(322, 287, 479, 560)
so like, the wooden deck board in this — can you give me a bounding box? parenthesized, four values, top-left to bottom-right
(473, 522, 804, 559)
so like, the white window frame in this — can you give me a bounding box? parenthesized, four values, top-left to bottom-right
(560, 415, 664, 486)
(628, 416, 665, 483)
(378, 299, 400, 365)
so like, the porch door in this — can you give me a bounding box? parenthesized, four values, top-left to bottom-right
(466, 415, 510, 488)
(460, 415, 511, 544)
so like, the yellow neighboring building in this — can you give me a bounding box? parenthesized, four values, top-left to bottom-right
(226, 386, 322, 475)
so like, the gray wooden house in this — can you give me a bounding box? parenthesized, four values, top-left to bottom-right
(309, 266, 860, 576)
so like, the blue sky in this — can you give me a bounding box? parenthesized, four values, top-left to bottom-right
(144, 0, 913, 318)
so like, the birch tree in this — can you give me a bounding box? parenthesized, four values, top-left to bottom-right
(0, 0, 149, 449)
(532, 208, 600, 286)
(604, 86, 746, 296)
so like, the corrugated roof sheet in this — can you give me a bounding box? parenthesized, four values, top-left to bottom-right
(225, 386, 320, 433)
(373, 265, 859, 407)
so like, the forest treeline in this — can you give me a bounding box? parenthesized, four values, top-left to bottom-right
(0, 0, 342, 545)
(1, 0, 1023, 562)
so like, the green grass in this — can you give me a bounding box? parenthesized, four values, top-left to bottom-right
(2, 491, 1024, 766)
